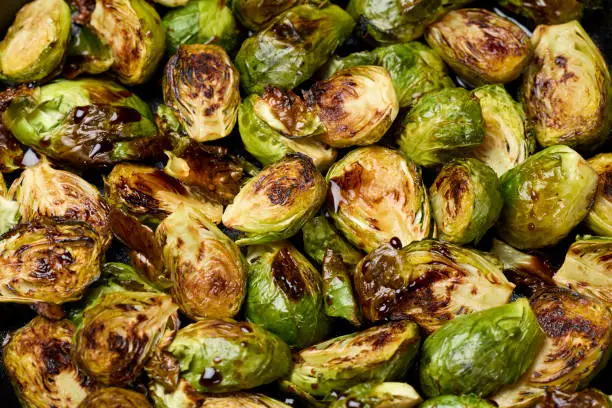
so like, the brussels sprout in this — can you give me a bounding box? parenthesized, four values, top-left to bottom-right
(64, 24, 114, 79)
(0, 125, 24, 173)
(330, 382, 422, 408)
(235, 4, 355, 94)
(471, 85, 533, 176)
(585, 153, 612, 236)
(3, 317, 98, 408)
(222, 154, 327, 246)
(288, 320, 421, 397)
(231, 0, 306, 31)
(420, 395, 496, 408)
(397, 88, 485, 168)
(302, 215, 363, 266)
(163, 0, 240, 55)
(2, 78, 164, 169)
(322, 249, 361, 326)
(497, 145, 598, 249)
(0, 219, 102, 304)
(521, 21, 612, 152)
(326, 146, 432, 253)
(86, 0, 165, 85)
(496, 0, 602, 24)
(535, 389, 612, 408)
(429, 158, 503, 244)
(156, 206, 246, 320)
(162, 44, 240, 143)
(354, 239, 513, 332)
(420, 298, 544, 398)
(245, 242, 330, 346)
(0, 0, 71, 83)
(239, 93, 337, 171)
(78, 388, 152, 408)
(492, 288, 612, 407)
(425, 9, 531, 86)
(8, 159, 112, 249)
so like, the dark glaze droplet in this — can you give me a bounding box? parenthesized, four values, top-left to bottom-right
(389, 237, 402, 249)
(199, 367, 223, 386)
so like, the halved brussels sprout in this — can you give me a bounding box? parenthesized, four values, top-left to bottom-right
(492, 288, 612, 407)
(330, 382, 422, 408)
(235, 4, 355, 94)
(496, 0, 602, 24)
(398, 88, 485, 168)
(306, 65, 399, 148)
(421, 395, 497, 408)
(4, 317, 98, 408)
(354, 239, 513, 332)
(0, 219, 102, 304)
(162, 44, 240, 143)
(231, 0, 306, 31)
(245, 241, 330, 347)
(471, 85, 533, 176)
(222, 154, 327, 246)
(425, 9, 531, 86)
(156, 206, 246, 320)
(535, 389, 612, 408)
(302, 215, 363, 266)
(0, 0, 71, 83)
(522, 21, 612, 152)
(288, 320, 421, 397)
(497, 145, 598, 249)
(430, 158, 503, 244)
(2, 78, 163, 169)
(585, 153, 612, 236)
(8, 159, 112, 249)
(202, 393, 292, 408)
(322, 249, 361, 327)
(78, 388, 152, 408)
(0, 124, 24, 173)
(239, 93, 336, 171)
(326, 146, 432, 253)
(163, 0, 240, 55)
(420, 298, 544, 398)
(87, 0, 165, 85)
(64, 24, 114, 79)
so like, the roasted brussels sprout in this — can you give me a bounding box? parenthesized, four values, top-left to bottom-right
(326, 146, 432, 253)
(156, 205, 246, 320)
(522, 21, 612, 152)
(420, 395, 497, 408)
(2, 78, 163, 169)
(8, 159, 112, 249)
(0, 126, 23, 173)
(239, 92, 336, 171)
(398, 88, 485, 168)
(0, 0, 71, 83)
(163, 0, 240, 55)
(585, 153, 612, 236)
(329, 382, 422, 408)
(535, 389, 612, 408)
(0, 219, 102, 304)
(471, 85, 532, 176)
(420, 298, 544, 398)
(302, 215, 363, 266)
(288, 320, 421, 397)
(492, 288, 612, 407)
(496, 0, 602, 24)
(231, 0, 306, 31)
(162, 44, 240, 143)
(322, 249, 361, 326)
(245, 242, 329, 346)
(201, 393, 292, 407)
(497, 145, 599, 249)
(222, 154, 327, 246)
(4, 317, 98, 408)
(64, 24, 114, 79)
(78, 388, 152, 408)
(425, 9, 531, 86)
(354, 239, 513, 332)
(430, 158, 503, 244)
(235, 4, 355, 94)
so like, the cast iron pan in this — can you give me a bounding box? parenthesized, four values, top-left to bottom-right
(0, 0, 611, 406)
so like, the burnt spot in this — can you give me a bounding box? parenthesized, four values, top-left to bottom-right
(204, 104, 219, 116)
(555, 56, 567, 68)
(330, 163, 363, 193)
(601, 172, 612, 199)
(41, 339, 72, 376)
(272, 247, 307, 301)
(262, 87, 316, 136)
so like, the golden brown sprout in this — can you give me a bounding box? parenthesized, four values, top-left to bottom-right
(78, 388, 152, 408)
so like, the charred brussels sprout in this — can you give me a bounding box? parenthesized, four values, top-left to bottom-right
(0, 127, 24, 173)
(231, 0, 305, 31)
(0, 219, 102, 304)
(429, 158, 503, 244)
(78, 388, 152, 408)
(398, 88, 484, 168)
(64, 24, 114, 79)
(471, 85, 532, 176)
(288, 321, 420, 397)
(425, 9, 531, 86)
(3, 317, 98, 408)
(235, 4, 355, 94)
(585, 153, 612, 236)
(222, 154, 327, 246)
(0, 0, 71, 83)
(2, 79, 163, 169)
(201, 393, 292, 407)
(162, 44, 240, 143)
(419, 298, 544, 397)
(322, 249, 362, 326)
(156, 206, 246, 320)
(535, 389, 612, 408)
(420, 395, 496, 408)
(326, 146, 432, 253)
(302, 215, 363, 266)
(497, 145, 598, 249)
(163, 0, 240, 55)
(330, 382, 422, 408)
(354, 240, 513, 332)
(307, 65, 399, 148)
(522, 21, 612, 152)
(496, 0, 602, 24)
